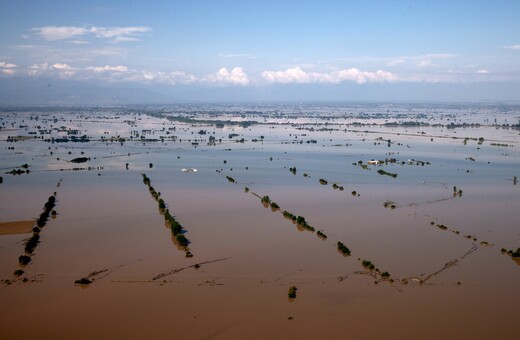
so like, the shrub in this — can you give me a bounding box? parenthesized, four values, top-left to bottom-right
(288, 286, 297, 299)
(176, 234, 189, 247)
(25, 234, 40, 254)
(19, 255, 31, 265)
(362, 260, 372, 268)
(317, 231, 327, 239)
(437, 224, 448, 230)
(377, 169, 397, 178)
(74, 277, 92, 285)
(171, 222, 182, 236)
(158, 199, 166, 210)
(337, 242, 351, 255)
(283, 211, 295, 220)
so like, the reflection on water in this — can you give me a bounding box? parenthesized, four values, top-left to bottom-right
(0, 104, 519, 339)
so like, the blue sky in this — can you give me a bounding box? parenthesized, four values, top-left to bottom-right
(0, 0, 519, 103)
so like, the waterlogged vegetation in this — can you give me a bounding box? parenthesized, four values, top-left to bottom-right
(288, 286, 298, 299)
(142, 174, 192, 256)
(358, 259, 392, 282)
(337, 242, 351, 256)
(3, 187, 60, 283)
(377, 169, 398, 178)
(501, 247, 520, 258)
(0, 104, 519, 338)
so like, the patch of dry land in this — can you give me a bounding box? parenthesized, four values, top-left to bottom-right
(0, 103, 519, 339)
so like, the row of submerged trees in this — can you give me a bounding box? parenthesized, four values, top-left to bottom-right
(15, 194, 57, 279)
(142, 174, 192, 257)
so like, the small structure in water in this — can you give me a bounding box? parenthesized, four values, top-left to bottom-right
(181, 168, 198, 172)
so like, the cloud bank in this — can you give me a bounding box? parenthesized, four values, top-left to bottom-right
(262, 67, 396, 84)
(207, 67, 250, 85)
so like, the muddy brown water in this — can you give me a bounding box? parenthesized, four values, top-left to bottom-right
(0, 106, 519, 339)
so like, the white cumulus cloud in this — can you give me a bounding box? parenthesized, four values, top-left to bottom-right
(52, 63, 76, 77)
(52, 63, 72, 70)
(0, 62, 17, 68)
(86, 65, 129, 73)
(0, 61, 17, 75)
(261, 67, 396, 84)
(333, 68, 397, 84)
(27, 63, 49, 76)
(209, 67, 250, 85)
(262, 67, 311, 84)
(476, 69, 490, 74)
(27, 62, 76, 77)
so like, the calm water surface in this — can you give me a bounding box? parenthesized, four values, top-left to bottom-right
(0, 105, 519, 339)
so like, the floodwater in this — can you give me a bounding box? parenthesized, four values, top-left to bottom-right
(0, 104, 519, 339)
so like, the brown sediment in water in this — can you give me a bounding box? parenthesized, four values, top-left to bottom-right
(0, 106, 519, 339)
(0, 221, 35, 235)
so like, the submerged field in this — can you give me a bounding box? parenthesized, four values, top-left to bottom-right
(0, 103, 519, 339)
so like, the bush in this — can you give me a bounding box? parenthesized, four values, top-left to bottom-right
(74, 277, 92, 285)
(337, 242, 351, 255)
(25, 234, 40, 254)
(19, 255, 31, 265)
(288, 286, 297, 299)
(171, 222, 182, 236)
(437, 224, 448, 230)
(176, 234, 189, 247)
(362, 260, 372, 268)
(283, 211, 296, 220)
(377, 169, 397, 178)
(317, 231, 327, 239)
